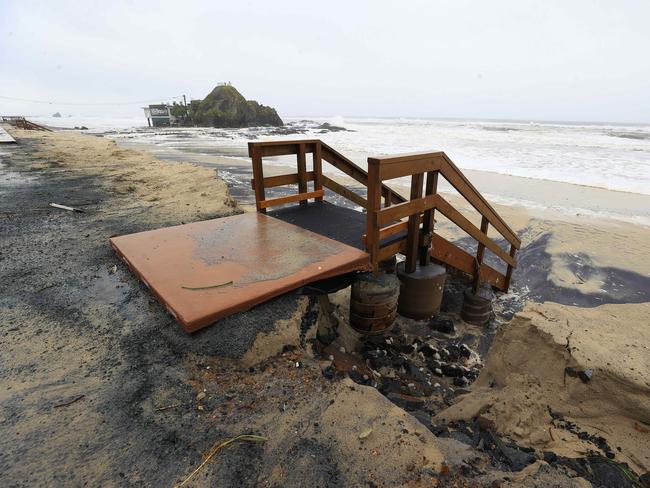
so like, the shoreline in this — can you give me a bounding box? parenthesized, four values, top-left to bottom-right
(115, 136, 650, 227)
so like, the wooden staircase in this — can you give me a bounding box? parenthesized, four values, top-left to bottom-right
(248, 140, 520, 292)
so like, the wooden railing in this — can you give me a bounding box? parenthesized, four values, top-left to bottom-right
(1, 116, 52, 131)
(248, 140, 520, 292)
(248, 140, 403, 213)
(365, 151, 520, 292)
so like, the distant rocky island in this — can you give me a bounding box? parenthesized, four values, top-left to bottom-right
(156, 84, 283, 128)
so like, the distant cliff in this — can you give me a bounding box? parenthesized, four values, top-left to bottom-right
(191, 85, 283, 128)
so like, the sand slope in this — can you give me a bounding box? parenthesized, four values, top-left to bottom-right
(436, 301, 650, 473)
(12, 128, 238, 223)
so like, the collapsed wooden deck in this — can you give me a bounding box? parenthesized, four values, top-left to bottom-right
(110, 212, 370, 332)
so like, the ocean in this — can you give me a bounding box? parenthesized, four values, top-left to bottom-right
(31, 115, 650, 195)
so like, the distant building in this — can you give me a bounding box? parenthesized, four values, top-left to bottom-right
(143, 104, 176, 127)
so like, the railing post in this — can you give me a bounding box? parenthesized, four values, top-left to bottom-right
(405, 172, 424, 273)
(504, 244, 517, 291)
(366, 160, 382, 273)
(419, 170, 438, 266)
(472, 216, 489, 293)
(250, 144, 266, 214)
(297, 143, 308, 206)
(384, 189, 392, 208)
(313, 141, 323, 201)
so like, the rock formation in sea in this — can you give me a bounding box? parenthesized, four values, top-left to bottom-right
(191, 84, 283, 128)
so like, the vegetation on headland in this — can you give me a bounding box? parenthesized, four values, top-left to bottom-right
(172, 84, 283, 128)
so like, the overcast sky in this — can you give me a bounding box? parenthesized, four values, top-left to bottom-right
(1, 0, 649, 123)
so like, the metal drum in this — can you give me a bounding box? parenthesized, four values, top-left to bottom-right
(350, 272, 400, 334)
(396, 262, 446, 320)
(461, 288, 493, 325)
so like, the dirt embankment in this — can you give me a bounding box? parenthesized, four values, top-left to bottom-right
(436, 301, 650, 474)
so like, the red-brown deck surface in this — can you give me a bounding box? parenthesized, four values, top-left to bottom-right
(109, 212, 371, 332)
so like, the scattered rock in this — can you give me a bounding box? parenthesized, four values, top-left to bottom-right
(196, 391, 206, 401)
(564, 367, 593, 383)
(358, 427, 373, 440)
(429, 317, 455, 334)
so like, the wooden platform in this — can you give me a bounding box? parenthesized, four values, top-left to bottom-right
(0, 127, 16, 144)
(110, 212, 371, 332)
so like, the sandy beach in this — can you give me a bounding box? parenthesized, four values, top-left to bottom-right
(1, 127, 649, 487)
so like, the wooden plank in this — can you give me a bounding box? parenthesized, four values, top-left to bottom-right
(110, 212, 371, 333)
(313, 142, 323, 201)
(361, 217, 421, 248)
(250, 146, 266, 214)
(377, 239, 405, 262)
(366, 161, 382, 272)
(440, 154, 520, 248)
(248, 140, 318, 157)
(249, 139, 320, 147)
(472, 216, 489, 293)
(297, 143, 308, 206)
(321, 175, 367, 208)
(259, 190, 324, 209)
(384, 189, 392, 207)
(420, 170, 438, 266)
(321, 144, 405, 205)
(405, 173, 424, 273)
(432, 195, 516, 267)
(430, 233, 507, 291)
(504, 244, 517, 291)
(377, 193, 438, 226)
(376, 154, 443, 181)
(250, 171, 315, 189)
(368, 150, 446, 165)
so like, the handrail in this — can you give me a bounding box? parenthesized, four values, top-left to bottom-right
(368, 152, 520, 249)
(248, 139, 520, 292)
(366, 150, 520, 292)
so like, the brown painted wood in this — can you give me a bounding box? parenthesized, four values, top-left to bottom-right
(440, 154, 520, 248)
(250, 171, 315, 189)
(110, 212, 371, 333)
(250, 140, 318, 157)
(432, 195, 516, 267)
(368, 152, 444, 181)
(420, 170, 438, 266)
(250, 145, 266, 214)
(377, 239, 405, 262)
(321, 175, 367, 208)
(377, 193, 438, 226)
(366, 161, 382, 272)
(313, 141, 323, 201)
(504, 244, 517, 290)
(405, 173, 424, 273)
(384, 189, 392, 207)
(259, 190, 325, 209)
(430, 233, 507, 291)
(297, 143, 308, 206)
(472, 216, 489, 293)
(322, 144, 404, 205)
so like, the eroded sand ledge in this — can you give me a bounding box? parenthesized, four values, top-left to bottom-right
(436, 301, 650, 473)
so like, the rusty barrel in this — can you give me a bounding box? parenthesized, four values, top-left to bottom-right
(350, 272, 400, 334)
(461, 288, 493, 325)
(396, 262, 446, 320)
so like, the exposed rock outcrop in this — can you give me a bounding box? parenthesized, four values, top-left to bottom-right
(192, 84, 283, 127)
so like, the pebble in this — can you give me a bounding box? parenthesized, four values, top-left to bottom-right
(196, 392, 206, 401)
